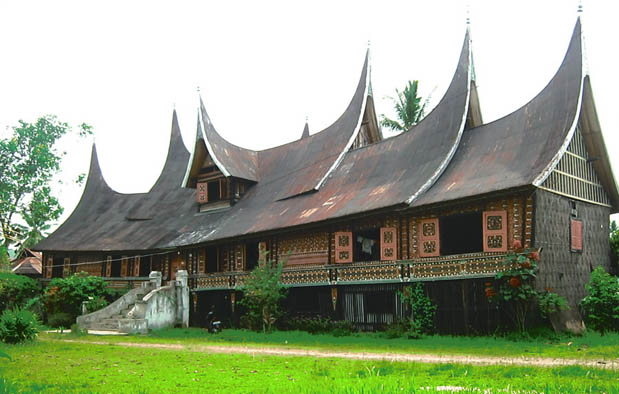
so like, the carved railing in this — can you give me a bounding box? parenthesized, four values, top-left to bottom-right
(190, 252, 511, 290)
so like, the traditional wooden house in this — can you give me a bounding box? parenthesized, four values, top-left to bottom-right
(35, 18, 618, 333)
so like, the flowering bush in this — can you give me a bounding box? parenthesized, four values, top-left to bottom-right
(485, 241, 567, 332)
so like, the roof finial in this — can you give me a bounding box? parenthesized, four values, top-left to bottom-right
(305, 115, 308, 123)
(577, 0, 583, 14)
(466, 4, 471, 25)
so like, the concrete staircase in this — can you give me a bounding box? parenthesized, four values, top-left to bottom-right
(77, 270, 189, 334)
(81, 287, 151, 332)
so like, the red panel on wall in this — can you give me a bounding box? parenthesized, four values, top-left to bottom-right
(482, 211, 508, 252)
(419, 218, 440, 257)
(571, 219, 583, 252)
(380, 227, 397, 261)
(334, 232, 353, 263)
(196, 182, 208, 203)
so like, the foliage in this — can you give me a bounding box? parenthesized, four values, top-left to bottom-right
(0, 115, 91, 265)
(46, 313, 74, 329)
(43, 272, 109, 322)
(279, 314, 354, 336)
(238, 255, 287, 333)
(610, 220, 619, 272)
(537, 290, 569, 319)
(580, 266, 619, 333)
(0, 308, 39, 344)
(484, 243, 568, 332)
(398, 282, 437, 337)
(380, 80, 429, 133)
(0, 273, 42, 312)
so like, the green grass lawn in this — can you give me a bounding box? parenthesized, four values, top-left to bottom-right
(1, 340, 617, 393)
(43, 327, 619, 361)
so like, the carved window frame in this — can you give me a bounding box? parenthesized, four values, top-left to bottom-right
(482, 211, 508, 252)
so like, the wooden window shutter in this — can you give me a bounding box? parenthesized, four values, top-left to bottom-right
(419, 218, 440, 257)
(196, 182, 208, 203)
(571, 219, 583, 252)
(63, 257, 71, 277)
(121, 256, 128, 277)
(334, 232, 353, 263)
(45, 256, 53, 278)
(258, 242, 267, 263)
(380, 227, 397, 261)
(483, 211, 508, 252)
(105, 256, 112, 277)
(133, 256, 141, 276)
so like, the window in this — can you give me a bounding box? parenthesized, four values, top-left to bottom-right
(196, 178, 229, 204)
(482, 211, 507, 252)
(440, 212, 482, 255)
(419, 218, 440, 257)
(571, 218, 583, 252)
(335, 232, 353, 263)
(353, 229, 380, 262)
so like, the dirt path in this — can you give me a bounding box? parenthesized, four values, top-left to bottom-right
(51, 338, 618, 370)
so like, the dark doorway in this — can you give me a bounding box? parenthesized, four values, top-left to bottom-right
(206, 247, 218, 273)
(52, 257, 64, 278)
(139, 256, 151, 277)
(354, 228, 380, 262)
(246, 241, 259, 271)
(110, 255, 122, 277)
(439, 212, 483, 255)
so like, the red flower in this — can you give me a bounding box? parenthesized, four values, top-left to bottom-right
(519, 260, 532, 269)
(484, 287, 496, 298)
(512, 240, 522, 250)
(509, 276, 522, 288)
(528, 251, 540, 261)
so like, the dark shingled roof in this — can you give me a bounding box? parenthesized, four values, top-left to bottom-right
(36, 19, 616, 252)
(415, 20, 584, 207)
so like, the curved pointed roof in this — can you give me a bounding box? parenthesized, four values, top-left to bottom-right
(415, 18, 587, 207)
(300, 122, 310, 139)
(36, 113, 198, 252)
(166, 32, 472, 245)
(150, 110, 190, 192)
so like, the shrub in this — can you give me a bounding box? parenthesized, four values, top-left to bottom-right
(537, 290, 569, 319)
(581, 267, 619, 333)
(47, 312, 74, 329)
(0, 308, 39, 344)
(0, 273, 42, 312)
(238, 256, 287, 333)
(43, 272, 109, 322)
(85, 296, 108, 313)
(399, 283, 437, 336)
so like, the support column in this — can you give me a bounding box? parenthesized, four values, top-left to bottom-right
(176, 270, 189, 328)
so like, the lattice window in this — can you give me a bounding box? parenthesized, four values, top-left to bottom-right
(542, 127, 611, 206)
(380, 227, 397, 261)
(418, 218, 439, 257)
(335, 232, 353, 263)
(483, 211, 507, 252)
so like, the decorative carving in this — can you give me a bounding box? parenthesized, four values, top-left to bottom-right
(422, 222, 436, 237)
(384, 248, 394, 257)
(338, 251, 350, 260)
(383, 231, 394, 244)
(338, 235, 349, 247)
(486, 215, 502, 230)
(423, 241, 436, 254)
(487, 235, 503, 249)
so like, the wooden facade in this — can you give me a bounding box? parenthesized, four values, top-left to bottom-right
(36, 19, 618, 332)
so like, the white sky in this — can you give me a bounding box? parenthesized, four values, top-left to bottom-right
(1, 0, 618, 229)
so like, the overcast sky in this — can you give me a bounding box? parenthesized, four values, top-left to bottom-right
(1, 0, 617, 228)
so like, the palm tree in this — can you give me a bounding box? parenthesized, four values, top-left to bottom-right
(380, 80, 428, 133)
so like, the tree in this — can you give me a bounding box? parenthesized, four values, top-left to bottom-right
(239, 254, 287, 333)
(609, 220, 619, 273)
(0, 115, 91, 267)
(380, 80, 429, 133)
